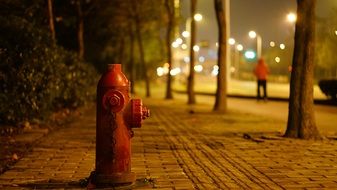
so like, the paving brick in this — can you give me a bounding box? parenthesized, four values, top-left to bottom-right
(1, 99, 337, 189)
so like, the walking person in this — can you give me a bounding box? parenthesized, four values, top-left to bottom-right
(254, 58, 269, 101)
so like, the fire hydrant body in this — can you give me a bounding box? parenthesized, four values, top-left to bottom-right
(89, 64, 149, 187)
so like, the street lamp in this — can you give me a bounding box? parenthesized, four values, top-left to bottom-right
(280, 43, 285, 50)
(248, 30, 262, 59)
(194, 13, 203, 22)
(287, 13, 297, 23)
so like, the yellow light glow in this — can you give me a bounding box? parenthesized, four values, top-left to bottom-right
(194, 13, 203, 21)
(275, 57, 281, 63)
(194, 65, 203, 72)
(193, 45, 200, 52)
(228, 38, 236, 45)
(236, 44, 243, 51)
(182, 31, 190, 38)
(287, 13, 297, 23)
(248, 31, 257, 39)
(280, 44, 285, 50)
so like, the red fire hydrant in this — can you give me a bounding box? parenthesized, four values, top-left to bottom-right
(88, 64, 150, 188)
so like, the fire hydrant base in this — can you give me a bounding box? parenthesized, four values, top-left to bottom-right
(88, 171, 136, 188)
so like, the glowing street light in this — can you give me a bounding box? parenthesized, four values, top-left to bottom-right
(175, 38, 183, 45)
(287, 13, 297, 23)
(270, 41, 275, 47)
(193, 45, 200, 52)
(335, 30, 337, 36)
(228, 38, 236, 45)
(194, 13, 203, 22)
(244, 50, 256, 60)
(248, 30, 262, 59)
(280, 43, 286, 50)
(275, 56, 281, 63)
(248, 31, 257, 38)
(182, 31, 190, 38)
(236, 44, 243, 51)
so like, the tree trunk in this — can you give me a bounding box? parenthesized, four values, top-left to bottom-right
(134, 3, 150, 97)
(47, 0, 56, 44)
(187, 0, 197, 104)
(284, 0, 321, 140)
(76, 0, 85, 60)
(128, 23, 136, 94)
(118, 34, 125, 64)
(213, 0, 228, 112)
(165, 0, 174, 99)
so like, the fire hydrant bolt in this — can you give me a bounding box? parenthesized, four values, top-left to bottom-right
(109, 95, 120, 107)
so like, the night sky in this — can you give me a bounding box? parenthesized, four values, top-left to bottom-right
(180, 0, 337, 52)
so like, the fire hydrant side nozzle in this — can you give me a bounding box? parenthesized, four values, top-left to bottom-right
(88, 64, 150, 188)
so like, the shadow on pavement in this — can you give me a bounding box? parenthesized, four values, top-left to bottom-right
(7, 178, 155, 189)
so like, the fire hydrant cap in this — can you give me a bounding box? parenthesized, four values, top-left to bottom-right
(98, 64, 129, 87)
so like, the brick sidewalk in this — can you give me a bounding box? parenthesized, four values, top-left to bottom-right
(1, 98, 337, 189)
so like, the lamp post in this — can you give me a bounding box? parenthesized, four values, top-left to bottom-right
(248, 30, 262, 59)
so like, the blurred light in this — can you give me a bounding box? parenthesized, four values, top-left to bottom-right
(199, 56, 205, 62)
(174, 0, 179, 8)
(212, 65, 219, 76)
(230, 66, 236, 73)
(215, 42, 219, 47)
(181, 44, 187, 50)
(244, 50, 256, 59)
(280, 43, 286, 50)
(182, 31, 190, 38)
(287, 13, 297, 23)
(184, 56, 190, 63)
(163, 64, 169, 74)
(270, 41, 275, 47)
(170, 67, 181, 76)
(175, 38, 183, 45)
(236, 44, 243, 51)
(275, 57, 281, 63)
(172, 41, 179, 48)
(157, 67, 164, 76)
(193, 45, 200, 52)
(194, 65, 203, 72)
(194, 13, 203, 21)
(335, 30, 337, 36)
(228, 38, 236, 45)
(248, 31, 257, 39)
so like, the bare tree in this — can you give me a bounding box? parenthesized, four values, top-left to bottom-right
(47, 0, 56, 44)
(284, 0, 321, 139)
(187, 0, 197, 104)
(213, 0, 228, 112)
(165, 0, 174, 99)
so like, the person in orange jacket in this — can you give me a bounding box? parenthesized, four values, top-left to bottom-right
(254, 58, 269, 100)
